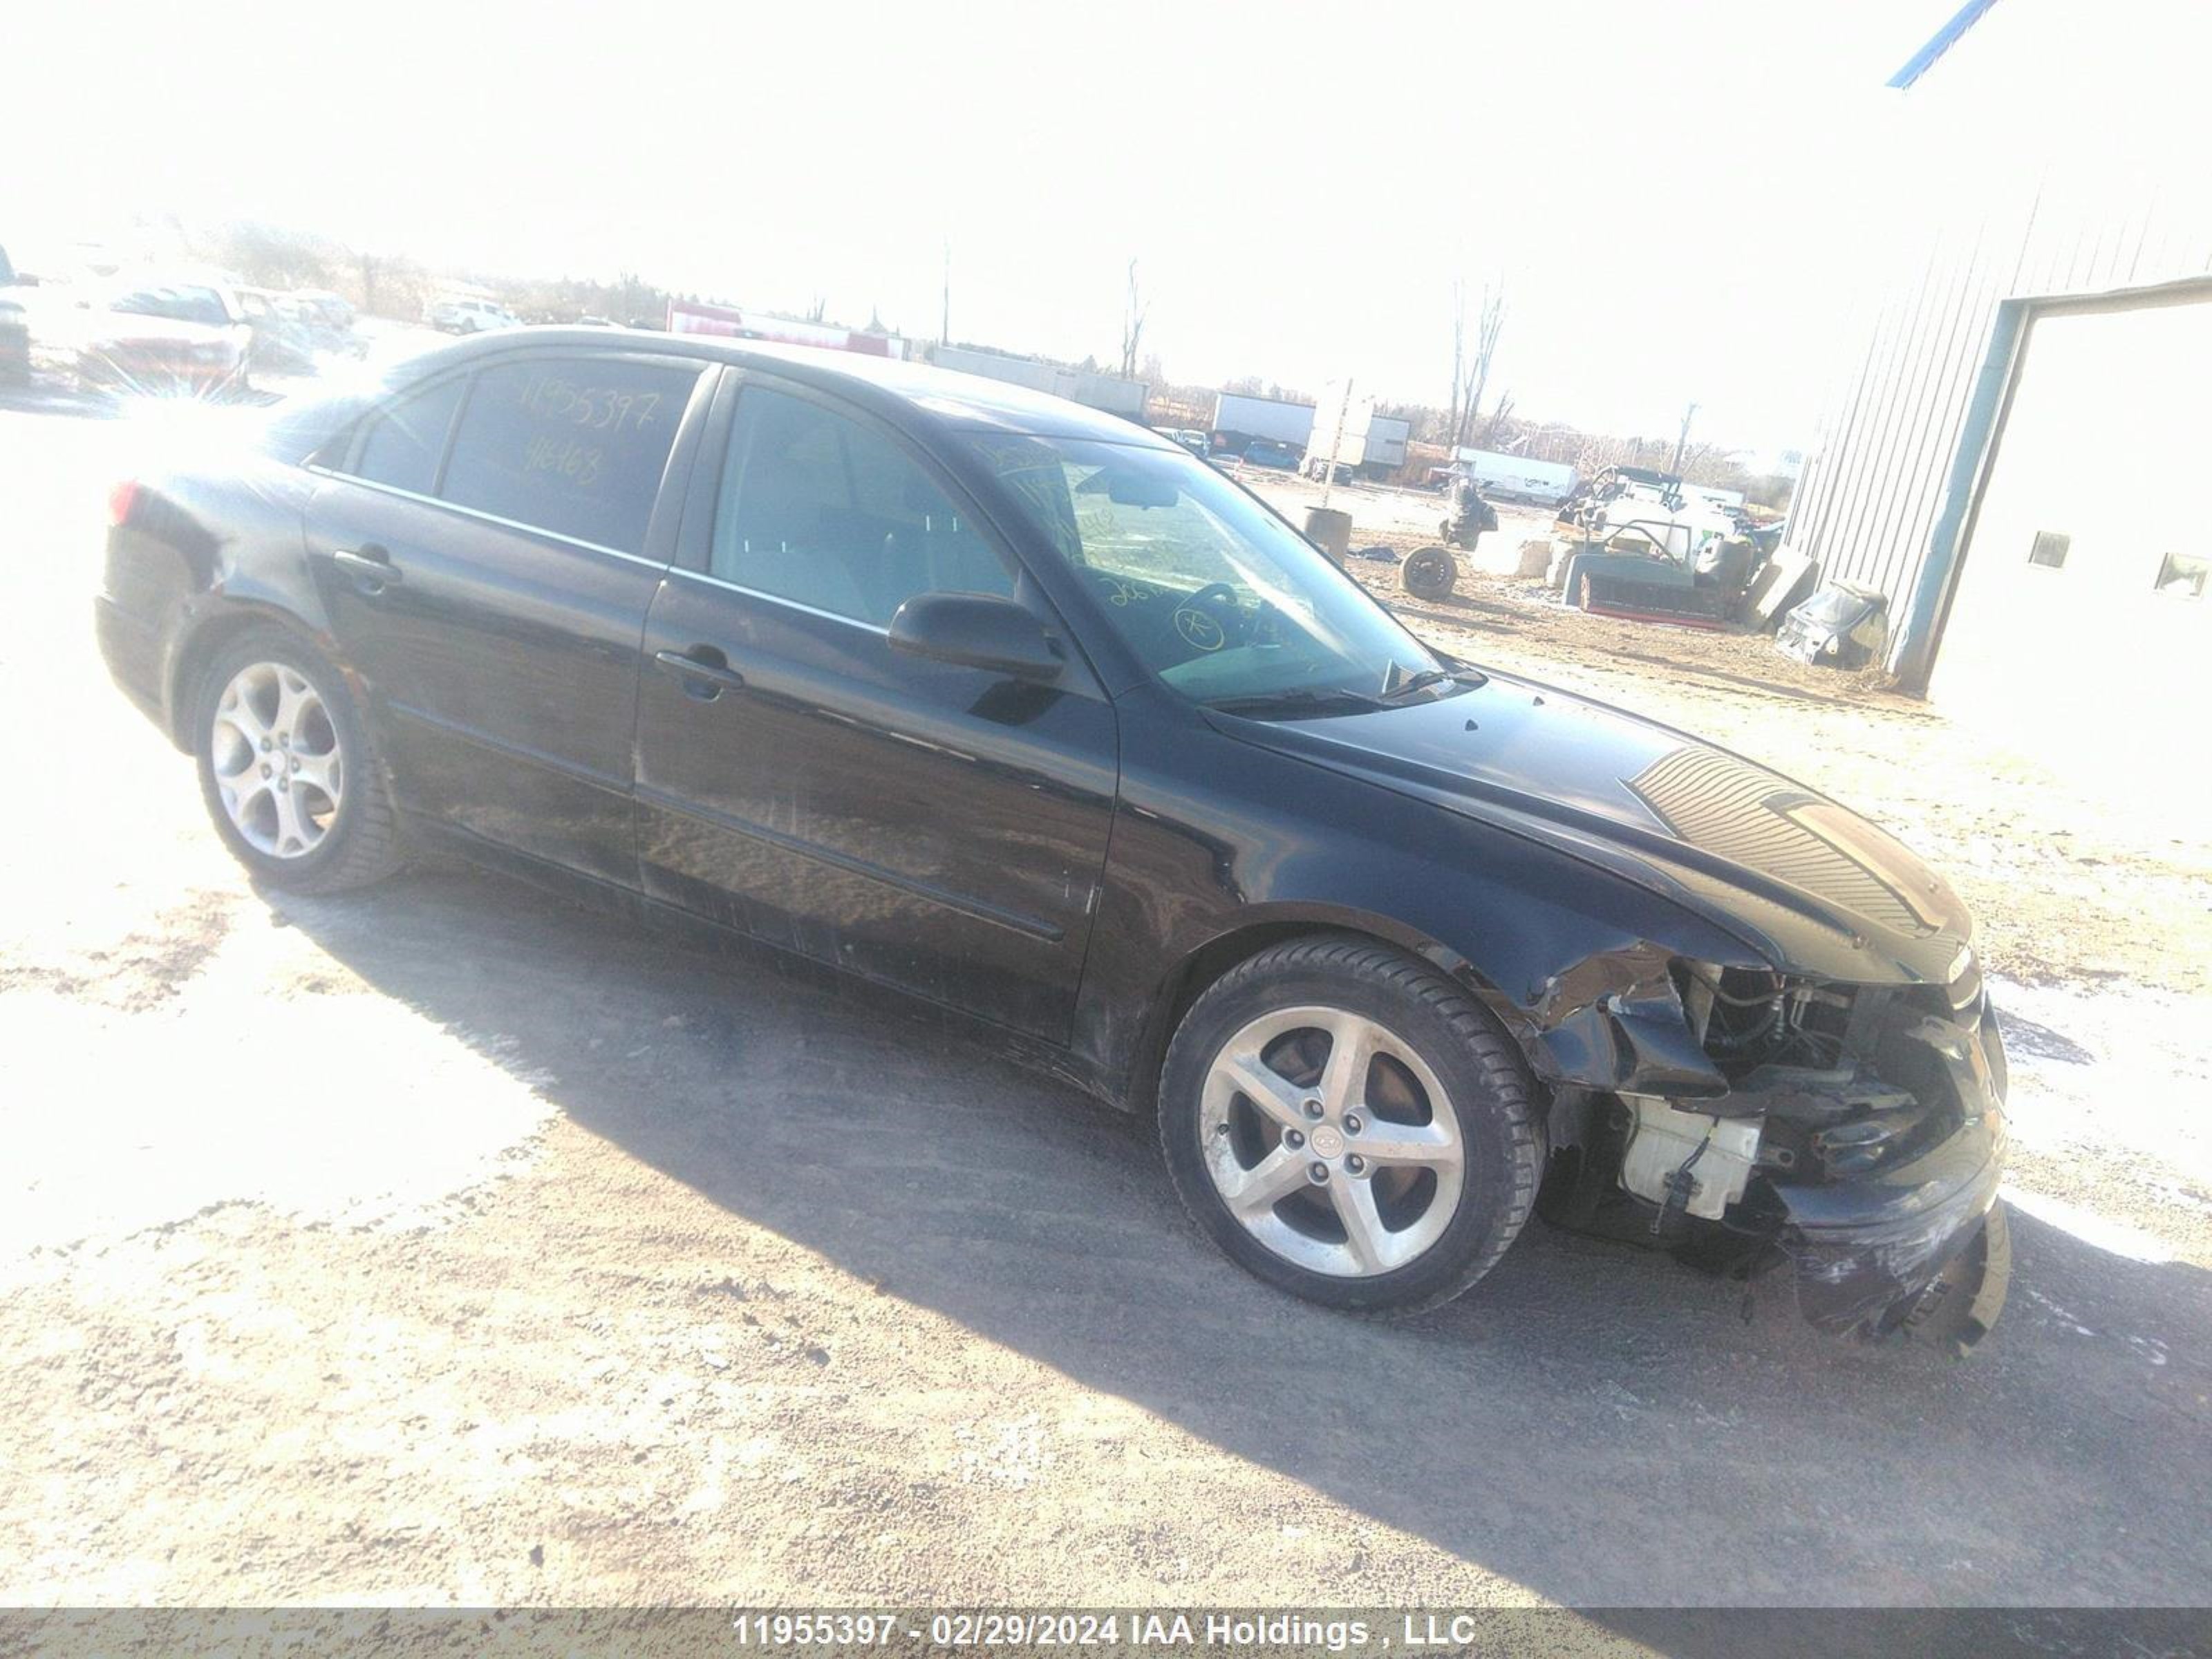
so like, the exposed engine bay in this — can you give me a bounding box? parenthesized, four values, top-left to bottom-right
(1536, 956, 2012, 1353)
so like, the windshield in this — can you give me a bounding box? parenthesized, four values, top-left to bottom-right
(966, 434, 1447, 709)
(112, 285, 234, 328)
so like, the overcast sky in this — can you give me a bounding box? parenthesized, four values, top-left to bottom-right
(9, 0, 1963, 456)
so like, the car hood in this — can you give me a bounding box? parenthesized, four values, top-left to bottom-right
(1210, 670, 1975, 986)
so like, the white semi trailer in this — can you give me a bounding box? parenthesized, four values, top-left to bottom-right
(1304, 382, 1412, 480)
(1211, 391, 1318, 453)
(1453, 448, 1579, 507)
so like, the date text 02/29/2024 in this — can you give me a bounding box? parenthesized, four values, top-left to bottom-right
(729, 1611, 1510, 1651)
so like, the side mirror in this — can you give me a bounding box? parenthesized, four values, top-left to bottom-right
(888, 592, 1065, 682)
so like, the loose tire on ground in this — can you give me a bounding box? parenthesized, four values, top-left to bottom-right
(1157, 934, 1541, 1315)
(1401, 545, 1458, 601)
(191, 628, 404, 893)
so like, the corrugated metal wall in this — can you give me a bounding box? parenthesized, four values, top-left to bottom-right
(1786, 0, 2212, 682)
(931, 346, 1149, 421)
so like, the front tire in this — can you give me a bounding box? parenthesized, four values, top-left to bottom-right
(1159, 935, 1541, 1314)
(192, 629, 403, 893)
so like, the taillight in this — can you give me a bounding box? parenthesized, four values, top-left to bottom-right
(107, 480, 140, 528)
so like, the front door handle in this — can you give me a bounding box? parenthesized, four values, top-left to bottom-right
(332, 547, 403, 594)
(653, 646, 746, 700)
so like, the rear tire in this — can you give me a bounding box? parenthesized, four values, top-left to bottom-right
(1158, 935, 1541, 1315)
(191, 628, 404, 893)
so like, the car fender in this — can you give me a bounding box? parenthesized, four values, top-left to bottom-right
(99, 458, 338, 748)
(1076, 691, 1763, 1111)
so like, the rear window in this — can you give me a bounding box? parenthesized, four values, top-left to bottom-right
(436, 357, 698, 554)
(350, 376, 469, 496)
(1794, 586, 1877, 628)
(112, 285, 232, 327)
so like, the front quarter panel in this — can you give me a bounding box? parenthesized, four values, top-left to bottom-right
(1076, 684, 1765, 1105)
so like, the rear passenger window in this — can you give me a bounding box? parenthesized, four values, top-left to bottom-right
(350, 376, 467, 496)
(438, 357, 698, 554)
(711, 386, 1013, 626)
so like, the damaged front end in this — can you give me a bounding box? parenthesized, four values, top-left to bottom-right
(1535, 952, 2012, 1353)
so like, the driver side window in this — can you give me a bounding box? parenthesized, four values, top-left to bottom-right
(711, 387, 1015, 628)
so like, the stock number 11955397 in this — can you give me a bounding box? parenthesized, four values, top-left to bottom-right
(516, 373, 664, 436)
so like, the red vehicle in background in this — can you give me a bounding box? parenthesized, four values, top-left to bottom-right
(74, 276, 252, 396)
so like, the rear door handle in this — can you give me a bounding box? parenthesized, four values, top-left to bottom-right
(331, 547, 403, 593)
(653, 646, 746, 700)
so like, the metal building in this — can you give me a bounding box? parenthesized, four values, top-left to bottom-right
(928, 346, 1149, 422)
(1787, 0, 2211, 737)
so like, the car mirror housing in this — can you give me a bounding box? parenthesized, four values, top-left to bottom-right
(1105, 469, 1180, 509)
(888, 592, 1065, 683)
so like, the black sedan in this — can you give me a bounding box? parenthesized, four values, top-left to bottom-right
(95, 330, 2009, 1347)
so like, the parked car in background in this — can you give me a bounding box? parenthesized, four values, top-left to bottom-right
(290, 288, 353, 332)
(427, 297, 522, 334)
(1779, 581, 1890, 668)
(75, 276, 251, 395)
(236, 288, 321, 376)
(1152, 426, 1210, 460)
(283, 288, 365, 357)
(1241, 438, 1298, 470)
(91, 330, 2011, 1352)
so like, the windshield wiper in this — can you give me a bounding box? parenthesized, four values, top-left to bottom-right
(1203, 686, 1389, 720)
(1379, 664, 1488, 702)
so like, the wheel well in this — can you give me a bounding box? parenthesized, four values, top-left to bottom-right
(1125, 917, 1557, 1127)
(165, 608, 316, 749)
(1124, 921, 1387, 1121)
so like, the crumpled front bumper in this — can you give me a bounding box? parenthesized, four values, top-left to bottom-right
(1772, 1001, 2012, 1348)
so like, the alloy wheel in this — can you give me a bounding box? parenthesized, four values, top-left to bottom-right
(208, 661, 345, 859)
(1199, 1004, 1465, 1277)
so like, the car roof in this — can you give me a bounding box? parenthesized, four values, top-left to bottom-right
(415, 326, 1175, 448)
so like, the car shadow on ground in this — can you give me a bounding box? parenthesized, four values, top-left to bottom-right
(276, 867, 2212, 1604)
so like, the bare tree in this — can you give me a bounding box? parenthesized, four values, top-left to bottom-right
(1669, 401, 1699, 474)
(1479, 391, 1516, 449)
(1453, 285, 1506, 450)
(1447, 281, 1466, 444)
(1119, 259, 1148, 381)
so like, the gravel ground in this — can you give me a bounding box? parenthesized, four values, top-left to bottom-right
(3, 400, 2209, 1610)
